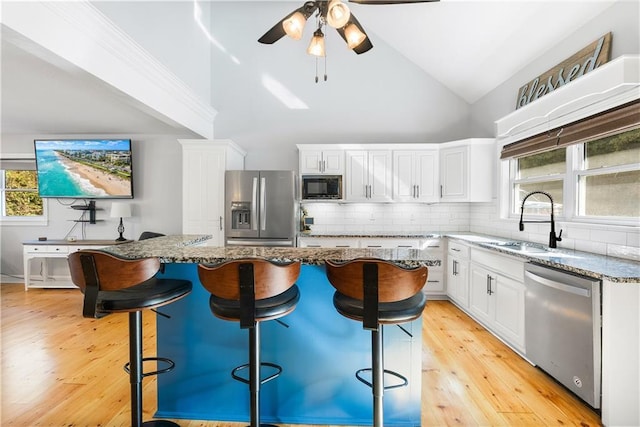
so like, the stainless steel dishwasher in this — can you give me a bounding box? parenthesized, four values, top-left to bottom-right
(524, 263, 601, 409)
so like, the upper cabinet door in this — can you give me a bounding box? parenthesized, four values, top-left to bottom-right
(346, 150, 392, 202)
(439, 139, 495, 203)
(440, 146, 467, 201)
(393, 150, 439, 202)
(299, 149, 344, 175)
(345, 150, 368, 200)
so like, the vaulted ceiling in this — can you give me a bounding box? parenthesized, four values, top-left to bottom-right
(0, 0, 619, 136)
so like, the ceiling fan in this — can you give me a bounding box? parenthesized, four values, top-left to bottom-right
(258, 0, 440, 57)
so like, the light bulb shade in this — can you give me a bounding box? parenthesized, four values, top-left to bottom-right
(326, 0, 351, 28)
(307, 30, 326, 57)
(344, 23, 366, 50)
(282, 11, 306, 40)
(110, 202, 131, 218)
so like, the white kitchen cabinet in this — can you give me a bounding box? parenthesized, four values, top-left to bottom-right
(345, 150, 393, 202)
(439, 139, 495, 202)
(446, 240, 470, 308)
(468, 248, 525, 352)
(297, 237, 359, 248)
(299, 149, 344, 175)
(179, 139, 245, 246)
(359, 238, 421, 248)
(393, 150, 439, 202)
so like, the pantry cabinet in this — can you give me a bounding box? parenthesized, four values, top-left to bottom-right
(393, 150, 439, 202)
(345, 150, 393, 202)
(179, 139, 245, 246)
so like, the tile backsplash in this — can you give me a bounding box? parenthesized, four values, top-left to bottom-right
(301, 202, 640, 261)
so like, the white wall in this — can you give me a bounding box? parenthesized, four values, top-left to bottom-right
(0, 134, 186, 279)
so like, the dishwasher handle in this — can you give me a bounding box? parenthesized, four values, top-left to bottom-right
(525, 270, 591, 297)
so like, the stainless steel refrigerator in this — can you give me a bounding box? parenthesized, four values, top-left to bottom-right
(225, 170, 297, 246)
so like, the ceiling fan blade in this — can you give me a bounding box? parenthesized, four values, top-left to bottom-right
(258, 5, 310, 45)
(349, 0, 439, 4)
(336, 14, 373, 55)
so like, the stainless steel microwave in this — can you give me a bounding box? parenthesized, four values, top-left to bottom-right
(301, 175, 342, 200)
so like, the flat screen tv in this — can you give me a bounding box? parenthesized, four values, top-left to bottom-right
(34, 139, 134, 199)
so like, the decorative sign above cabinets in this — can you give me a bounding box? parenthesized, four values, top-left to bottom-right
(515, 32, 612, 110)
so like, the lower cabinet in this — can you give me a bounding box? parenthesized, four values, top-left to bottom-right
(446, 241, 470, 308)
(297, 236, 445, 297)
(468, 248, 525, 353)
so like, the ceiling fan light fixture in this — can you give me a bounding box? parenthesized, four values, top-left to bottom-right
(306, 28, 326, 57)
(326, 0, 351, 28)
(344, 23, 366, 49)
(283, 11, 307, 40)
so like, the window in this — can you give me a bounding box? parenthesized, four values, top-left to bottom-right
(512, 148, 565, 216)
(577, 128, 640, 218)
(1, 157, 47, 225)
(508, 128, 640, 224)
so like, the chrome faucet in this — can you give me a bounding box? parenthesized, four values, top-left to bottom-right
(519, 191, 563, 248)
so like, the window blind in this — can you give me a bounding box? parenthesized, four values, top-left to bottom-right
(0, 158, 36, 170)
(500, 99, 640, 159)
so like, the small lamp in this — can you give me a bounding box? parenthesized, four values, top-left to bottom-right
(110, 202, 132, 242)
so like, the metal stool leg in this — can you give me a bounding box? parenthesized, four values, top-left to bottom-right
(130, 311, 144, 427)
(128, 311, 180, 427)
(372, 326, 384, 427)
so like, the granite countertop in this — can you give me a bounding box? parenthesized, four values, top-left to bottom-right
(300, 232, 441, 238)
(101, 235, 441, 268)
(100, 233, 640, 283)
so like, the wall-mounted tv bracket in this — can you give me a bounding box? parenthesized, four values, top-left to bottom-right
(71, 200, 100, 224)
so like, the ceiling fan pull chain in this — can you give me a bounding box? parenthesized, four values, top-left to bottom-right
(324, 55, 328, 82)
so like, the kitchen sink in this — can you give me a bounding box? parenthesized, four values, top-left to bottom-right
(489, 241, 549, 253)
(483, 241, 578, 258)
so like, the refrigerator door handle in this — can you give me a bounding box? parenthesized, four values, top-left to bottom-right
(260, 176, 267, 231)
(251, 177, 258, 231)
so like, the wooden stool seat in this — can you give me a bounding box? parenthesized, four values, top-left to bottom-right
(68, 250, 192, 427)
(198, 258, 301, 427)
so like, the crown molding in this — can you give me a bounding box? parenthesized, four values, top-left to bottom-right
(1, 1, 216, 139)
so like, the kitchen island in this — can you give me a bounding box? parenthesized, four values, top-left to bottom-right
(102, 235, 440, 425)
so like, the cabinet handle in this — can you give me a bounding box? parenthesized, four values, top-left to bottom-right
(219, 216, 223, 231)
(440, 185, 443, 198)
(322, 160, 326, 172)
(451, 248, 460, 252)
(486, 274, 494, 295)
(415, 185, 419, 198)
(452, 260, 458, 276)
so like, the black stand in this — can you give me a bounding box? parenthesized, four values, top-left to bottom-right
(71, 201, 97, 224)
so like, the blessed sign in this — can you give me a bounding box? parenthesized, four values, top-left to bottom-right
(516, 32, 612, 109)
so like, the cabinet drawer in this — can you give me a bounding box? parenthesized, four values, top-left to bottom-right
(471, 248, 524, 280)
(24, 245, 69, 254)
(423, 270, 445, 293)
(448, 241, 469, 258)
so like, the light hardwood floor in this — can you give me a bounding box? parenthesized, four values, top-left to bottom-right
(1, 284, 601, 426)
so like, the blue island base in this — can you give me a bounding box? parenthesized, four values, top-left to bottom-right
(156, 263, 422, 425)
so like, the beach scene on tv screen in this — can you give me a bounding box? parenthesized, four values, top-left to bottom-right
(34, 139, 132, 198)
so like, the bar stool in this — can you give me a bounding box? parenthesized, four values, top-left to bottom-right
(68, 250, 192, 427)
(325, 258, 428, 427)
(197, 258, 301, 427)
